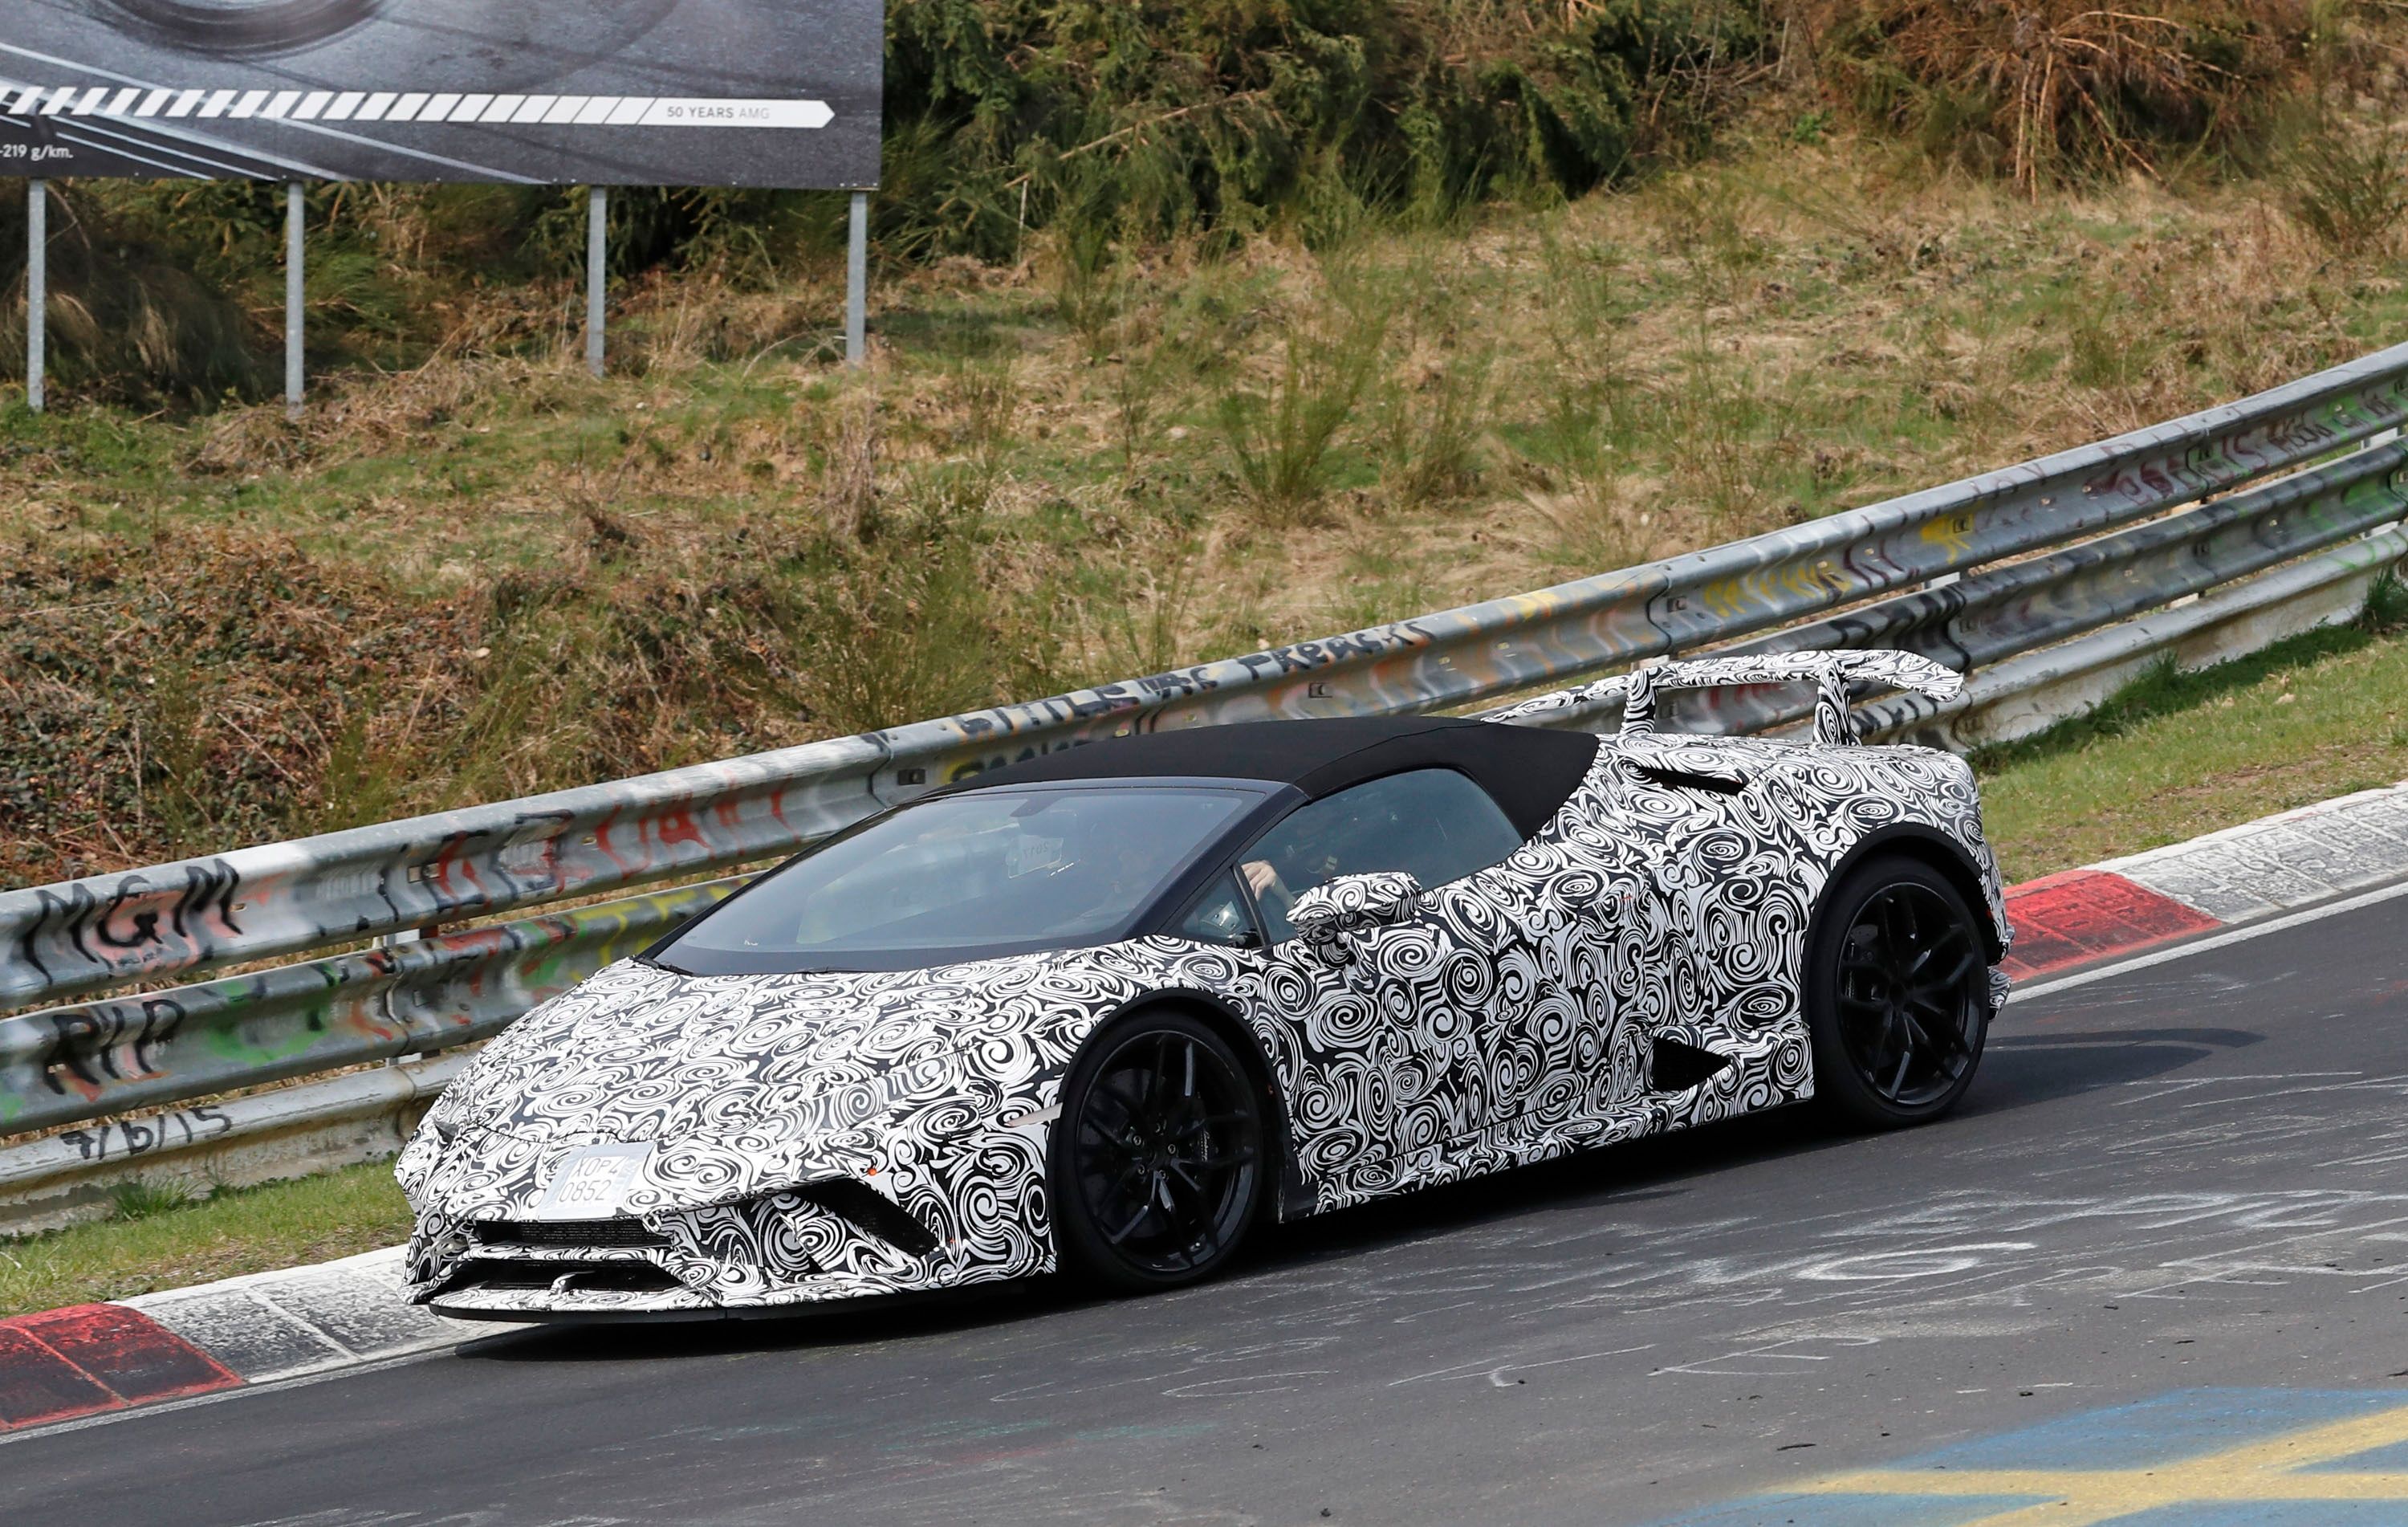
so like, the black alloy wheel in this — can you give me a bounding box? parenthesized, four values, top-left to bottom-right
(1051, 1012, 1267, 1291)
(1804, 855, 1991, 1128)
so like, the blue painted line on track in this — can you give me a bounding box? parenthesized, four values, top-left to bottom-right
(1908, 1388, 2404, 1472)
(1641, 1388, 2408, 1527)
(2301, 1434, 2408, 1472)
(1640, 1492, 2048, 1526)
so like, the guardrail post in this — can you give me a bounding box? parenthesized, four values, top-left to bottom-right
(285, 181, 305, 420)
(845, 190, 868, 366)
(24, 178, 43, 414)
(585, 185, 607, 378)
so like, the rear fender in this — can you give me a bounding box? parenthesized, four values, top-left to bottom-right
(1813, 822, 2011, 964)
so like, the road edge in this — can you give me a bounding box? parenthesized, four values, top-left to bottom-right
(1999, 778, 2408, 981)
(7, 777, 2406, 1434)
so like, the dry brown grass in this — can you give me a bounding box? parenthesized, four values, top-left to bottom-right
(1802, 0, 2315, 189)
(10, 110, 2408, 887)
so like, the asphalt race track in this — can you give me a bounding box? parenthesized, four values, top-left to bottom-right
(7, 892, 2407, 1526)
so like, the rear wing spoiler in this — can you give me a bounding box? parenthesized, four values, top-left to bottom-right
(1481, 649, 1963, 746)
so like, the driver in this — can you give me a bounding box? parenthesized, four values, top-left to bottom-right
(1239, 804, 1371, 936)
(1239, 857, 1299, 926)
(1051, 834, 1169, 930)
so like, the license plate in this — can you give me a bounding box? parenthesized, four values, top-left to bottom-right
(534, 1142, 654, 1220)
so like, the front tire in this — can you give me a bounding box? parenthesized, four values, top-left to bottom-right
(1804, 855, 1992, 1129)
(1051, 1012, 1266, 1293)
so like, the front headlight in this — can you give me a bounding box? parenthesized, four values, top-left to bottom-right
(415, 1090, 475, 1152)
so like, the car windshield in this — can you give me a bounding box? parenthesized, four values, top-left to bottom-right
(654, 785, 1259, 973)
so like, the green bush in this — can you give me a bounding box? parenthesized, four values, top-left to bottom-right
(883, 0, 1768, 256)
(2282, 120, 2408, 254)
(1, 1, 1775, 406)
(0, 184, 266, 409)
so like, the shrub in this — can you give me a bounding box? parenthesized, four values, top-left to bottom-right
(0, 185, 266, 408)
(889, 0, 1771, 258)
(1802, 0, 2311, 190)
(2283, 121, 2408, 253)
(1217, 258, 1399, 523)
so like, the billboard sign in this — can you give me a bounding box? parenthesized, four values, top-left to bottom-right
(0, 1, 881, 187)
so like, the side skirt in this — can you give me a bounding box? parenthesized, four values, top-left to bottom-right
(1294, 1053, 1812, 1215)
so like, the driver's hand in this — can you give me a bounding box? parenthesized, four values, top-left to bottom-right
(1240, 859, 1287, 907)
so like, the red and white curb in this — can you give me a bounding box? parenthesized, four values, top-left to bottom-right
(2000, 780, 2408, 983)
(6, 780, 2405, 1434)
(0, 1248, 474, 1434)
(0, 1303, 238, 1431)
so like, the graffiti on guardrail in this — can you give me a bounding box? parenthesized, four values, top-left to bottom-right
(0, 878, 737, 1134)
(52, 1106, 234, 1169)
(3, 342, 2407, 1141)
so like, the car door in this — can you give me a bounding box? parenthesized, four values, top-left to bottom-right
(1598, 734, 1788, 1080)
(1234, 768, 1548, 1201)
(1454, 816, 1645, 1143)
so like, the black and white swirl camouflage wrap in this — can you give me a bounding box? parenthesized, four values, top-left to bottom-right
(1488, 649, 1963, 747)
(399, 693, 2010, 1317)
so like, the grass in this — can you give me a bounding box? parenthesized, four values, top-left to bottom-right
(1975, 600, 2408, 882)
(14, 127, 2408, 888)
(0, 1163, 414, 1318)
(106, 1177, 195, 1221)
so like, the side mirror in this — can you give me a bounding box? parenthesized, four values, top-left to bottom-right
(1290, 871, 1422, 959)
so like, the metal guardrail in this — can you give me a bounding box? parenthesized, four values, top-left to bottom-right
(5, 342, 2407, 1143)
(0, 1049, 474, 1237)
(1654, 430, 2408, 739)
(0, 879, 741, 1134)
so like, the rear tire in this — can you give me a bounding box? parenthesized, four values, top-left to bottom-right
(1804, 854, 1992, 1129)
(1050, 1012, 1267, 1293)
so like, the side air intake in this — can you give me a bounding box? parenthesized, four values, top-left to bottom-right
(796, 1178, 942, 1257)
(1630, 763, 1747, 797)
(1650, 1036, 1735, 1092)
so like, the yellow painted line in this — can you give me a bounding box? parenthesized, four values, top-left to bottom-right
(1801, 1400, 2408, 1527)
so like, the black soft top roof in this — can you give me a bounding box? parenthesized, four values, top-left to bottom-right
(954, 716, 1599, 838)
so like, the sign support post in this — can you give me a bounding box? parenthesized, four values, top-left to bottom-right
(25, 180, 44, 415)
(845, 190, 868, 367)
(10, 10, 881, 396)
(284, 182, 305, 419)
(586, 186, 607, 378)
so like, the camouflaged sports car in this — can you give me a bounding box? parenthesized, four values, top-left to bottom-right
(397, 649, 2012, 1319)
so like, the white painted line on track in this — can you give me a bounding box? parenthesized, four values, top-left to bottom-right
(2012, 875, 2408, 1004)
